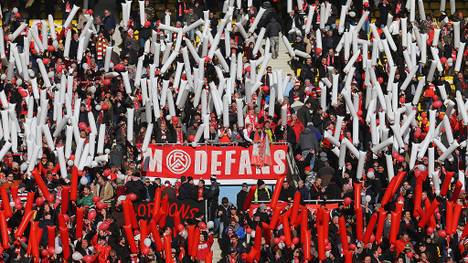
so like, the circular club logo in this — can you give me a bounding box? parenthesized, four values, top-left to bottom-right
(166, 150, 191, 174)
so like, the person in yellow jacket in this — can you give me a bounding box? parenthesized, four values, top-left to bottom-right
(254, 180, 271, 202)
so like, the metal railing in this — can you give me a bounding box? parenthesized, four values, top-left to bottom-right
(252, 199, 344, 204)
(142, 142, 290, 146)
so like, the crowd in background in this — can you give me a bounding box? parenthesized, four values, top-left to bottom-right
(0, 0, 465, 262)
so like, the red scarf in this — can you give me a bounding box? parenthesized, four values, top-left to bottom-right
(177, 130, 184, 143)
(229, 255, 237, 263)
(198, 187, 204, 201)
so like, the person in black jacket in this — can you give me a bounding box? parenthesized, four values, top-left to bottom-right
(278, 180, 295, 202)
(300, 58, 315, 81)
(296, 100, 313, 126)
(266, 18, 282, 59)
(124, 172, 147, 202)
(317, 56, 329, 79)
(216, 197, 235, 236)
(236, 183, 249, 209)
(310, 177, 325, 200)
(178, 176, 196, 200)
(207, 176, 220, 221)
(291, 35, 307, 71)
(155, 120, 176, 143)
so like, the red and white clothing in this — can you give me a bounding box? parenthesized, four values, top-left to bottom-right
(96, 36, 108, 61)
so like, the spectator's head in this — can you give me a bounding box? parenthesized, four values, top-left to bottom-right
(295, 35, 302, 43)
(229, 247, 238, 257)
(83, 186, 91, 195)
(345, 162, 352, 171)
(282, 180, 289, 189)
(377, 165, 384, 174)
(257, 179, 266, 189)
(6, 173, 13, 183)
(230, 234, 239, 246)
(41, 154, 48, 165)
(321, 56, 327, 65)
(155, 178, 161, 185)
(144, 178, 151, 186)
(198, 180, 205, 187)
(133, 171, 141, 179)
(81, 239, 89, 249)
(187, 176, 194, 184)
(221, 197, 229, 206)
(314, 178, 322, 188)
(180, 176, 186, 183)
(98, 176, 107, 186)
(297, 179, 304, 189)
(229, 205, 237, 214)
(210, 175, 217, 183)
(242, 183, 248, 192)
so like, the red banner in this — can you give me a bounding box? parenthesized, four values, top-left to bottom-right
(142, 144, 288, 180)
(134, 199, 205, 227)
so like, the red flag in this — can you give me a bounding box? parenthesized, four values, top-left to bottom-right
(363, 213, 378, 245)
(123, 225, 138, 254)
(355, 207, 363, 241)
(76, 207, 84, 240)
(60, 186, 70, 214)
(15, 210, 34, 238)
(59, 226, 71, 260)
(270, 176, 285, 208)
(450, 181, 463, 202)
(418, 199, 439, 228)
(338, 216, 349, 253)
(375, 208, 387, 244)
(0, 211, 9, 249)
(70, 166, 79, 201)
(47, 226, 55, 252)
(440, 171, 455, 196)
(353, 183, 362, 210)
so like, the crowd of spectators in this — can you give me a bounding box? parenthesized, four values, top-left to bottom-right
(0, 0, 465, 262)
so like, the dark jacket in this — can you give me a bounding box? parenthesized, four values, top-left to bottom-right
(217, 203, 234, 225)
(102, 15, 116, 34)
(266, 19, 281, 38)
(178, 182, 196, 200)
(298, 126, 320, 152)
(125, 179, 147, 202)
(279, 186, 295, 202)
(255, 187, 271, 202)
(236, 190, 248, 209)
(297, 187, 310, 202)
(300, 62, 315, 81)
(296, 105, 313, 126)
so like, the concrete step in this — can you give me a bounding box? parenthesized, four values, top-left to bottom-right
(266, 35, 294, 76)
